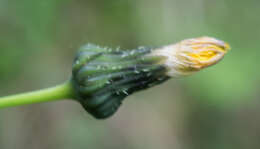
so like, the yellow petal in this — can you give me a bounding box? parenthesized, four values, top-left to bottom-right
(150, 36, 230, 77)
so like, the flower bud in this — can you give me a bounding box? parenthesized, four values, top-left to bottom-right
(71, 37, 230, 119)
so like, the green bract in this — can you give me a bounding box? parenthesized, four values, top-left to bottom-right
(71, 44, 169, 119)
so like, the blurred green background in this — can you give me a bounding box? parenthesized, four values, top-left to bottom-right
(1, 0, 260, 149)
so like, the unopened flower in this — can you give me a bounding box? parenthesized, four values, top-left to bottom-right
(71, 37, 230, 119)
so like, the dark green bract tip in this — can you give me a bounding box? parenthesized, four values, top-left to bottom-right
(71, 44, 169, 119)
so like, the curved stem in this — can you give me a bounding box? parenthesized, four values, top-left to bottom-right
(0, 81, 75, 108)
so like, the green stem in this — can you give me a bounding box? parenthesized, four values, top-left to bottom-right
(0, 81, 75, 108)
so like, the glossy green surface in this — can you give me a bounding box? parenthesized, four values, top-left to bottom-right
(72, 44, 169, 118)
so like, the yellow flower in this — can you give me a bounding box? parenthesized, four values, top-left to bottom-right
(151, 36, 230, 77)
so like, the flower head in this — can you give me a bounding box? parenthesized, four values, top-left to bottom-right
(71, 37, 230, 119)
(151, 36, 230, 77)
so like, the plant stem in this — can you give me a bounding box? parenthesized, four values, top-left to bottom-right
(0, 81, 75, 108)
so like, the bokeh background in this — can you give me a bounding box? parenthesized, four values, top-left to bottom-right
(1, 0, 260, 149)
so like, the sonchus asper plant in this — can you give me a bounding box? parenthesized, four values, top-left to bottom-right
(0, 37, 230, 119)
